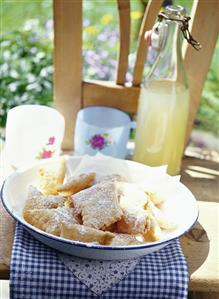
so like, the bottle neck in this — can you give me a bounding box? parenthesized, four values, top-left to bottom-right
(146, 20, 187, 86)
(161, 21, 181, 57)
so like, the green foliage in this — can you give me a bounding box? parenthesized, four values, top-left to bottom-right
(195, 44, 219, 136)
(82, 0, 144, 81)
(0, 25, 53, 128)
(0, 0, 218, 138)
(1, 0, 52, 34)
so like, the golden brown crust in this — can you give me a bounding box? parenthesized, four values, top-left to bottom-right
(64, 196, 74, 208)
(116, 210, 148, 235)
(23, 185, 65, 212)
(23, 206, 79, 236)
(60, 223, 114, 245)
(22, 156, 177, 245)
(57, 172, 96, 196)
(107, 233, 142, 246)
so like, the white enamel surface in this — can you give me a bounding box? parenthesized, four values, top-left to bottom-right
(1, 156, 198, 260)
(25, 226, 167, 260)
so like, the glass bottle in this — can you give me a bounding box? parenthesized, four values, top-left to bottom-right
(133, 5, 190, 176)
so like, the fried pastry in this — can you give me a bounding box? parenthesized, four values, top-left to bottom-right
(60, 223, 114, 244)
(117, 210, 148, 234)
(143, 213, 162, 242)
(96, 174, 126, 184)
(23, 185, 65, 212)
(64, 196, 75, 208)
(57, 172, 96, 196)
(72, 181, 123, 230)
(103, 222, 118, 232)
(145, 191, 164, 206)
(117, 182, 149, 209)
(22, 159, 177, 246)
(116, 182, 149, 234)
(108, 233, 142, 246)
(38, 158, 66, 195)
(146, 199, 177, 230)
(23, 206, 79, 236)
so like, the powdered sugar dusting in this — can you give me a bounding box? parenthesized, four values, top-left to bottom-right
(72, 181, 123, 230)
(24, 185, 65, 210)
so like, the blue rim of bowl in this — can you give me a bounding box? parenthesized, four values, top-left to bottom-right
(0, 180, 199, 251)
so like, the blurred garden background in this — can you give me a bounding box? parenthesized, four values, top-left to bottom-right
(0, 0, 219, 151)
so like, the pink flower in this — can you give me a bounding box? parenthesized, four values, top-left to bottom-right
(89, 134, 106, 150)
(144, 30, 152, 46)
(47, 136, 55, 145)
(42, 150, 53, 159)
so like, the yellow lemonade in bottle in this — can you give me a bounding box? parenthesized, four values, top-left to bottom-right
(133, 81, 189, 175)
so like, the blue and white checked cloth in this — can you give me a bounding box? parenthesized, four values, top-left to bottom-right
(10, 223, 189, 299)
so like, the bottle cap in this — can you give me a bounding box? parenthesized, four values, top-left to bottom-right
(165, 5, 186, 20)
(158, 5, 202, 51)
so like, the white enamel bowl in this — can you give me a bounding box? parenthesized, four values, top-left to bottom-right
(1, 156, 198, 260)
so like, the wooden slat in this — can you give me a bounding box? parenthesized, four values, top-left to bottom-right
(180, 154, 219, 294)
(116, 0, 131, 85)
(82, 80, 140, 113)
(0, 202, 15, 279)
(0, 150, 15, 280)
(181, 201, 219, 292)
(183, 0, 219, 143)
(189, 291, 219, 299)
(132, 0, 162, 86)
(53, 0, 82, 150)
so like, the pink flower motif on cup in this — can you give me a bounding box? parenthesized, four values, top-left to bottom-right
(47, 136, 55, 145)
(41, 150, 53, 159)
(87, 133, 113, 150)
(36, 136, 56, 159)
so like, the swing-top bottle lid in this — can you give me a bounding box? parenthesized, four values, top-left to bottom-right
(158, 5, 202, 50)
(164, 5, 186, 20)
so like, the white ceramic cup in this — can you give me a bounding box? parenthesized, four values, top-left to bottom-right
(74, 106, 135, 159)
(5, 105, 65, 168)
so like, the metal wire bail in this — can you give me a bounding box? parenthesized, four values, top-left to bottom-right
(158, 11, 202, 51)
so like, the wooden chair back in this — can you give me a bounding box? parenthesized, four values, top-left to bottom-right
(53, 0, 219, 150)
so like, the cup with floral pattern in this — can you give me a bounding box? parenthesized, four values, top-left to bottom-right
(74, 106, 135, 159)
(5, 105, 65, 168)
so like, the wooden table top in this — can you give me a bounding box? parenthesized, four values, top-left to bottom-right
(0, 149, 219, 294)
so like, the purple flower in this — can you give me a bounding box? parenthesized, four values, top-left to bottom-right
(126, 72, 133, 83)
(89, 134, 106, 150)
(29, 34, 38, 43)
(109, 35, 118, 44)
(30, 47, 37, 54)
(98, 71, 107, 79)
(100, 50, 109, 59)
(87, 133, 114, 150)
(83, 19, 90, 27)
(45, 19, 53, 30)
(109, 59, 117, 67)
(196, 140, 206, 148)
(97, 33, 108, 42)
